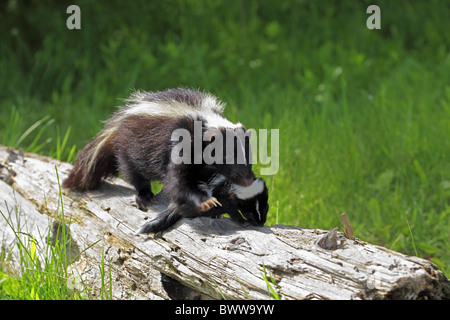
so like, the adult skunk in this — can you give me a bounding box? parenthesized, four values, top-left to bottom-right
(139, 172, 269, 234)
(63, 88, 255, 213)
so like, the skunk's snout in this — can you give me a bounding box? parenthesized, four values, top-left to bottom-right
(245, 215, 265, 227)
(252, 220, 265, 227)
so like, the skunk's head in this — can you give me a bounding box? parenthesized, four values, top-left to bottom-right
(232, 178, 269, 226)
(218, 162, 255, 187)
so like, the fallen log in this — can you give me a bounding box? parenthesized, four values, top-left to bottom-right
(0, 145, 448, 300)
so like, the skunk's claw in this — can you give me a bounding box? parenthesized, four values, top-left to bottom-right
(210, 197, 222, 207)
(199, 197, 222, 212)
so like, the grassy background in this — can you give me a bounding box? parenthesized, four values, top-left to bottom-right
(0, 0, 449, 282)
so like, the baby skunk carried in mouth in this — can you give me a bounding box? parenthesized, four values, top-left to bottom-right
(63, 88, 255, 214)
(139, 172, 269, 234)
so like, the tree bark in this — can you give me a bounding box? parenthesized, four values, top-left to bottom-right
(0, 145, 448, 300)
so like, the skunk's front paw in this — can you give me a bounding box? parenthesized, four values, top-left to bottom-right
(199, 197, 222, 212)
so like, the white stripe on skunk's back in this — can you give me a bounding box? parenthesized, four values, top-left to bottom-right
(121, 89, 243, 129)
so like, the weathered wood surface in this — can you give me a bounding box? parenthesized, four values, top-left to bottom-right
(0, 145, 449, 300)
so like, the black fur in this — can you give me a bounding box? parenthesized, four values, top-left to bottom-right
(63, 88, 256, 215)
(113, 114, 254, 212)
(139, 175, 269, 234)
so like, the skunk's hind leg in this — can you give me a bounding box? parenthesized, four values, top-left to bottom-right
(118, 156, 154, 211)
(126, 170, 154, 211)
(135, 185, 154, 212)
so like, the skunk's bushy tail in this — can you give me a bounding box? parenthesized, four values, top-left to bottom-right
(63, 124, 119, 191)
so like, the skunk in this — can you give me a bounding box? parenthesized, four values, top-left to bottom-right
(139, 173, 269, 234)
(63, 88, 255, 213)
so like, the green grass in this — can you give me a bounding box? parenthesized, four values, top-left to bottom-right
(0, 167, 108, 299)
(0, 208, 81, 300)
(0, 0, 449, 295)
(262, 264, 281, 300)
